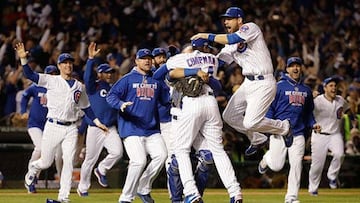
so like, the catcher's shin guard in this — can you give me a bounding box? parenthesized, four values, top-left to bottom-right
(167, 154, 184, 202)
(195, 150, 213, 196)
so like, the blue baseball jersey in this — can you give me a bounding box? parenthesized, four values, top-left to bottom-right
(266, 73, 316, 137)
(20, 84, 48, 130)
(83, 59, 118, 127)
(106, 68, 167, 138)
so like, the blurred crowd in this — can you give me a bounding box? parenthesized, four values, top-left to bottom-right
(0, 0, 360, 159)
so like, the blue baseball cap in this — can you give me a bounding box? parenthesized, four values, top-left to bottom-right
(57, 53, 74, 64)
(152, 48, 167, 57)
(97, 64, 114, 73)
(221, 7, 245, 19)
(44, 65, 58, 74)
(286, 57, 302, 67)
(167, 45, 180, 57)
(191, 38, 210, 47)
(323, 77, 339, 86)
(106, 53, 116, 61)
(136, 49, 153, 59)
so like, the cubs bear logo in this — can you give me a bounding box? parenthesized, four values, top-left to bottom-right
(74, 90, 81, 104)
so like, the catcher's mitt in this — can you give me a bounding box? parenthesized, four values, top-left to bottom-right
(173, 76, 204, 97)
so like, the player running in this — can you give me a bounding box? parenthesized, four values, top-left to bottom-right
(106, 48, 168, 203)
(15, 42, 108, 203)
(77, 42, 123, 196)
(191, 7, 292, 156)
(308, 77, 348, 195)
(257, 57, 320, 203)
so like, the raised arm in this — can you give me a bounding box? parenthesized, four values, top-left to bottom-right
(191, 33, 244, 45)
(84, 42, 101, 94)
(14, 42, 39, 83)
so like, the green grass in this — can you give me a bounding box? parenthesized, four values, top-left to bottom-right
(0, 188, 359, 203)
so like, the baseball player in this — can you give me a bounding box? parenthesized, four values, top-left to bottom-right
(20, 65, 62, 193)
(15, 42, 108, 203)
(165, 38, 242, 203)
(257, 57, 320, 203)
(308, 77, 348, 195)
(77, 42, 123, 196)
(190, 7, 292, 155)
(152, 46, 215, 203)
(106, 48, 168, 203)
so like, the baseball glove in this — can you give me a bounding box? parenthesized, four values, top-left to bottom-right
(173, 76, 204, 97)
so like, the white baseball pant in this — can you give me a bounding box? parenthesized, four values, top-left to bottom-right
(78, 126, 123, 192)
(308, 132, 344, 192)
(119, 133, 167, 202)
(29, 121, 78, 200)
(172, 95, 241, 198)
(263, 135, 305, 201)
(222, 78, 289, 145)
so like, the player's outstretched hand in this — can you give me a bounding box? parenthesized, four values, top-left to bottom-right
(190, 33, 208, 41)
(120, 101, 133, 112)
(14, 42, 28, 59)
(88, 42, 101, 59)
(93, 118, 109, 133)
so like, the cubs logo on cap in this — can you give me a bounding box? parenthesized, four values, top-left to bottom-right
(152, 48, 167, 57)
(221, 7, 245, 19)
(97, 64, 114, 73)
(44, 65, 59, 74)
(191, 38, 210, 47)
(57, 53, 74, 64)
(136, 49, 153, 59)
(286, 57, 302, 67)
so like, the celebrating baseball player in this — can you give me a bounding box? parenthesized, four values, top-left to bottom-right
(15, 42, 108, 203)
(308, 77, 348, 195)
(257, 57, 320, 203)
(106, 48, 168, 203)
(190, 7, 292, 155)
(164, 38, 243, 203)
(77, 42, 124, 197)
(20, 65, 62, 193)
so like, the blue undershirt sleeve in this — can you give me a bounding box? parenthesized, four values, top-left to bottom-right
(227, 33, 245, 44)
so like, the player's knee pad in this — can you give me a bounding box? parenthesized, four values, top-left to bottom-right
(197, 149, 213, 170)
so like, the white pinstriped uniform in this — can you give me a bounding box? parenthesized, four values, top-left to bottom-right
(218, 22, 289, 145)
(28, 74, 90, 200)
(308, 94, 347, 192)
(167, 50, 241, 198)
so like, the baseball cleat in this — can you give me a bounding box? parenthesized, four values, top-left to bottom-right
(77, 188, 89, 197)
(24, 182, 36, 194)
(258, 159, 268, 174)
(46, 199, 61, 203)
(230, 193, 243, 203)
(245, 139, 268, 156)
(58, 197, 70, 203)
(94, 168, 108, 187)
(137, 193, 154, 203)
(309, 191, 318, 196)
(285, 200, 300, 203)
(184, 193, 202, 203)
(329, 179, 337, 189)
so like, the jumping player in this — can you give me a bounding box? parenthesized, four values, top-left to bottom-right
(257, 57, 320, 203)
(106, 48, 168, 203)
(166, 38, 243, 203)
(308, 77, 348, 195)
(20, 65, 62, 193)
(15, 42, 108, 203)
(190, 7, 292, 155)
(77, 42, 123, 196)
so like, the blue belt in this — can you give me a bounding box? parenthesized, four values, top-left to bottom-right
(48, 118, 76, 126)
(245, 75, 264, 81)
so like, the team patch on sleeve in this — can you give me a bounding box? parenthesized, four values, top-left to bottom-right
(74, 90, 81, 104)
(239, 25, 249, 32)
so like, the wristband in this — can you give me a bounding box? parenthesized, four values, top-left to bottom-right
(184, 68, 200, 77)
(20, 58, 28, 65)
(208, 34, 216, 42)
